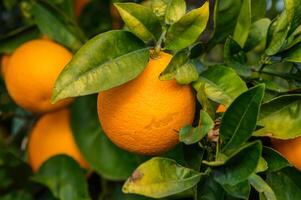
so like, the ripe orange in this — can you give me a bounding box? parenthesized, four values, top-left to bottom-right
(1, 54, 10, 78)
(97, 52, 196, 155)
(271, 137, 301, 170)
(5, 39, 72, 113)
(75, 0, 90, 17)
(28, 109, 89, 172)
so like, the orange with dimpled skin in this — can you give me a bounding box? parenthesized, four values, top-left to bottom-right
(97, 52, 196, 155)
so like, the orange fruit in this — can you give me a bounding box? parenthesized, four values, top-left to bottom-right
(28, 109, 89, 172)
(97, 52, 196, 155)
(271, 137, 301, 170)
(75, 0, 90, 17)
(1, 54, 10, 78)
(5, 39, 72, 113)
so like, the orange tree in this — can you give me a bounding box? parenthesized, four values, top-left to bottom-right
(1, 0, 301, 199)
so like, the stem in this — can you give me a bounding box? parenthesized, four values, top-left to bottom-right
(152, 28, 167, 59)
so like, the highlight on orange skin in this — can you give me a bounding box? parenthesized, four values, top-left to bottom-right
(271, 137, 301, 170)
(75, 0, 90, 17)
(28, 109, 89, 172)
(216, 104, 226, 113)
(1, 54, 10, 78)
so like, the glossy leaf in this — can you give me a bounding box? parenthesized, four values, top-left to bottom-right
(208, 0, 242, 49)
(213, 141, 262, 186)
(114, 3, 161, 42)
(220, 84, 265, 154)
(31, 0, 86, 51)
(255, 157, 268, 173)
(71, 95, 145, 180)
(266, 167, 301, 200)
(196, 175, 225, 200)
(224, 37, 252, 77)
(159, 49, 199, 84)
(282, 42, 301, 63)
(122, 157, 202, 198)
(233, 0, 251, 47)
(165, 2, 209, 51)
(193, 65, 247, 107)
(52, 30, 149, 103)
(248, 174, 276, 200)
(262, 147, 291, 172)
(254, 94, 301, 139)
(31, 155, 91, 200)
(284, 0, 301, 35)
(244, 18, 271, 51)
(222, 181, 250, 199)
(179, 110, 214, 145)
(0, 25, 40, 54)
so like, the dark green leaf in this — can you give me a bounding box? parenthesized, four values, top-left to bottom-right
(196, 175, 225, 200)
(71, 95, 145, 180)
(0, 190, 33, 200)
(31, 155, 91, 200)
(248, 174, 276, 200)
(262, 147, 291, 172)
(122, 157, 203, 198)
(244, 18, 271, 51)
(213, 141, 262, 186)
(233, 0, 251, 47)
(222, 181, 250, 199)
(0, 25, 40, 54)
(224, 37, 252, 77)
(114, 3, 162, 42)
(165, 2, 209, 51)
(254, 94, 301, 139)
(31, 0, 86, 51)
(266, 167, 301, 200)
(220, 84, 265, 155)
(179, 110, 214, 145)
(282, 42, 301, 62)
(208, 0, 242, 49)
(52, 30, 149, 103)
(183, 144, 204, 171)
(193, 65, 248, 107)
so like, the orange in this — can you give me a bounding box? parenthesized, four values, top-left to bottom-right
(216, 104, 226, 113)
(28, 109, 89, 172)
(1, 54, 10, 78)
(97, 52, 196, 155)
(271, 137, 301, 170)
(5, 39, 72, 113)
(75, 0, 90, 17)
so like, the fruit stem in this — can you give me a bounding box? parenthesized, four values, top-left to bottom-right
(152, 28, 167, 59)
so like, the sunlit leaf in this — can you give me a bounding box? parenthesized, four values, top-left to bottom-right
(220, 84, 265, 154)
(122, 157, 202, 198)
(165, 2, 209, 51)
(248, 174, 276, 200)
(255, 157, 268, 173)
(114, 3, 161, 42)
(254, 94, 301, 139)
(52, 30, 149, 103)
(31, 155, 91, 200)
(284, 0, 301, 35)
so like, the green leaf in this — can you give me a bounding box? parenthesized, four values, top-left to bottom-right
(265, 12, 289, 56)
(266, 167, 301, 200)
(208, 0, 242, 49)
(213, 141, 262, 186)
(262, 147, 291, 172)
(71, 95, 146, 180)
(284, 0, 301, 35)
(164, 0, 186, 25)
(31, 155, 91, 200)
(52, 30, 149, 103)
(31, 0, 86, 51)
(165, 2, 209, 51)
(179, 110, 214, 145)
(224, 37, 252, 77)
(159, 49, 199, 84)
(122, 157, 202, 198)
(0, 190, 34, 200)
(0, 25, 40, 54)
(193, 65, 248, 107)
(222, 181, 251, 199)
(254, 94, 301, 139)
(183, 144, 204, 171)
(248, 174, 276, 200)
(244, 18, 271, 51)
(220, 84, 265, 154)
(233, 0, 251, 47)
(282, 42, 301, 62)
(251, 0, 266, 22)
(196, 175, 225, 200)
(255, 157, 268, 173)
(114, 3, 162, 42)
